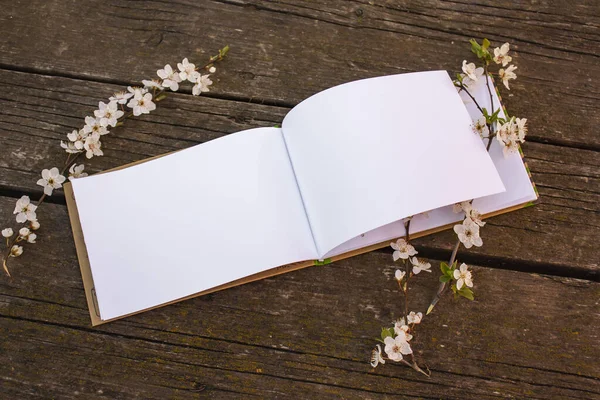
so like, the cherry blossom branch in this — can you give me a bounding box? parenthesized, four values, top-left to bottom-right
(372, 38, 527, 375)
(1, 46, 230, 276)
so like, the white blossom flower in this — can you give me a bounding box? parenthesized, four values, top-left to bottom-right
(37, 167, 66, 196)
(515, 117, 528, 142)
(453, 218, 483, 248)
(157, 64, 181, 91)
(192, 75, 213, 95)
(66, 129, 86, 150)
(30, 220, 40, 230)
(452, 201, 472, 214)
(109, 91, 133, 104)
(82, 116, 108, 136)
(499, 135, 520, 157)
(498, 64, 517, 90)
(177, 58, 197, 82)
(2, 228, 13, 238)
(384, 335, 412, 361)
(496, 117, 525, 157)
(391, 238, 417, 261)
(370, 344, 386, 367)
(127, 92, 156, 116)
(10, 245, 23, 257)
(84, 133, 103, 159)
(472, 116, 489, 138)
(18, 227, 36, 243)
(127, 86, 148, 99)
(493, 43, 512, 66)
(393, 320, 413, 342)
(13, 196, 37, 223)
(410, 257, 432, 274)
(466, 207, 486, 227)
(462, 60, 484, 83)
(69, 164, 88, 180)
(453, 263, 474, 290)
(94, 101, 124, 128)
(61, 141, 82, 154)
(142, 79, 163, 90)
(407, 311, 423, 325)
(395, 269, 406, 282)
(208, 66, 216, 73)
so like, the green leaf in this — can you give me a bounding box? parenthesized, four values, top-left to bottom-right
(470, 38, 481, 56)
(482, 38, 491, 50)
(381, 327, 394, 341)
(458, 287, 475, 301)
(220, 44, 230, 57)
(439, 275, 451, 283)
(440, 262, 449, 275)
(457, 286, 475, 300)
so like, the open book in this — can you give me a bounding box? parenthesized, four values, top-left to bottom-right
(64, 71, 537, 325)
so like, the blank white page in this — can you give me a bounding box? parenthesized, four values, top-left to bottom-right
(71, 127, 318, 320)
(323, 76, 537, 258)
(282, 71, 505, 257)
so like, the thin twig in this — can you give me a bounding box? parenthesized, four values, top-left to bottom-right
(401, 358, 431, 377)
(427, 240, 460, 314)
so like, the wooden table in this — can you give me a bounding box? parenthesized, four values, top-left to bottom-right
(1, 1, 599, 398)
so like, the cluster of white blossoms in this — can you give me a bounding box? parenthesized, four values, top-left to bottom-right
(2, 54, 222, 269)
(61, 58, 215, 164)
(453, 201, 484, 249)
(373, 231, 430, 368)
(1, 196, 41, 263)
(391, 238, 432, 278)
(371, 312, 424, 367)
(496, 116, 527, 157)
(461, 42, 517, 90)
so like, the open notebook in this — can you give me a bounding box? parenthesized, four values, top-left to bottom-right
(64, 71, 537, 325)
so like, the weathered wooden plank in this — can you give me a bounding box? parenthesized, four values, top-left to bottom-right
(0, 69, 598, 277)
(0, 196, 599, 399)
(0, 0, 599, 148)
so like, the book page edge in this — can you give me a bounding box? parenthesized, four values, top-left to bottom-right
(64, 182, 104, 326)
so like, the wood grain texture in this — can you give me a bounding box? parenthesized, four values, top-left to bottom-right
(0, 0, 599, 148)
(0, 0, 599, 397)
(1, 196, 599, 399)
(0, 69, 598, 279)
